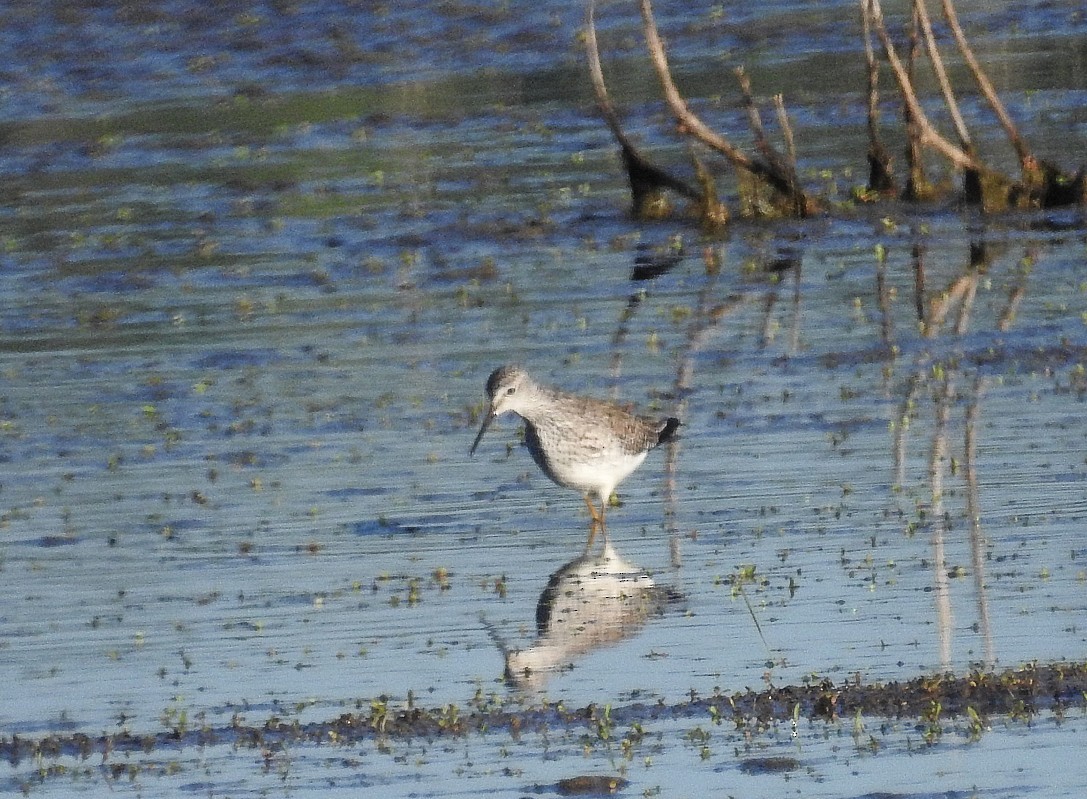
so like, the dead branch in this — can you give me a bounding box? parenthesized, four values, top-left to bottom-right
(867, 0, 1014, 203)
(860, 0, 895, 193)
(689, 149, 730, 230)
(737, 67, 771, 156)
(736, 68, 807, 216)
(773, 95, 798, 176)
(938, 0, 1085, 206)
(912, 0, 984, 203)
(735, 67, 805, 216)
(585, 0, 700, 218)
(583, 0, 1082, 222)
(867, 0, 982, 173)
(638, 0, 815, 216)
(913, 0, 972, 152)
(939, 0, 1028, 168)
(902, 2, 934, 199)
(870, 0, 1083, 209)
(736, 70, 807, 217)
(637, 0, 752, 170)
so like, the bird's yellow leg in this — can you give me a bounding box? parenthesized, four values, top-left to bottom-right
(583, 494, 603, 526)
(583, 495, 601, 551)
(583, 495, 608, 552)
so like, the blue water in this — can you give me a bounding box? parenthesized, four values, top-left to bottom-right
(2, 0, 1087, 796)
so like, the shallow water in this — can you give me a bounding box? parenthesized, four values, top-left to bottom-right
(2, 0, 1087, 796)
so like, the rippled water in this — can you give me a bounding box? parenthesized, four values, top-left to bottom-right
(2, 0, 1087, 796)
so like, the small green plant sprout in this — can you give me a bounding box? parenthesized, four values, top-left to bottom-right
(921, 700, 942, 745)
(368, 697, 387, 733)
(851, 707, 865, 746)
(965, 706, 986, 741)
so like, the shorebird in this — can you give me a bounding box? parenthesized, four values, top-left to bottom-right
(469, 365, 679, 548)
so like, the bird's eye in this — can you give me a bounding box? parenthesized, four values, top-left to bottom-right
(505, 386, 516, 396)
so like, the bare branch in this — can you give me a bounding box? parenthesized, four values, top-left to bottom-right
(860, 0, 895, 192)
(584, 0, 630, 149)
(866, 0, 994, 176)
(638, 0, 814, 215)
(638, 0, 801, 213)
(913, 0, 972, 150)
(689, 148, 731, 230)
(637, 0, 754, 171)
(773, 94, 798, 175)
(736, 67, 770, 155)
(903, 1, 932, 198)
(940, 0, 1030, 167)
(585, 0, 699, 215)
(913, 0, 984, 203)
(735, 66, 809, 215)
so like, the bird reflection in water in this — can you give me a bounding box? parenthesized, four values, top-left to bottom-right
(497, 541, 683, 689)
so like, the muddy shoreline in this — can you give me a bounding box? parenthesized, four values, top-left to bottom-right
(6, 660, 1084, 767)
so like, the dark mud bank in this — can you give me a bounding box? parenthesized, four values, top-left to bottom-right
(5, 660, 1084, 766)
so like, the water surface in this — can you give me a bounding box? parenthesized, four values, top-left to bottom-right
(2, 0, 1087, 796)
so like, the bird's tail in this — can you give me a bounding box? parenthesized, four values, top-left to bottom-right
(658, 417, 681, 446)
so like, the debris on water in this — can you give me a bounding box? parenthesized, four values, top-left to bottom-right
(737, 756, 802, 774)
(555, 775, 630, 795)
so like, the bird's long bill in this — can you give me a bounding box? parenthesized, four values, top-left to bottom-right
(469, 411, 495, 456)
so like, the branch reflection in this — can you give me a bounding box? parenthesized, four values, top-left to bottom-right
(889, 238, 1034, 670)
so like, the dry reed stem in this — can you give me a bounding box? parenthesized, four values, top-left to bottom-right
(940, 0, 1031, 168)
(638, 0, 754, 170)
(913, 0, 972, 150)
(638, 0, 812, 214)
(584, 0, 699, 216)
(866, 0, 994, 176)
(773, 95, 798, 175)
(860, 0, 895, 192)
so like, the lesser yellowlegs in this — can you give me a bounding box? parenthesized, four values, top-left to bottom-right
(469, 365, 679, 548)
